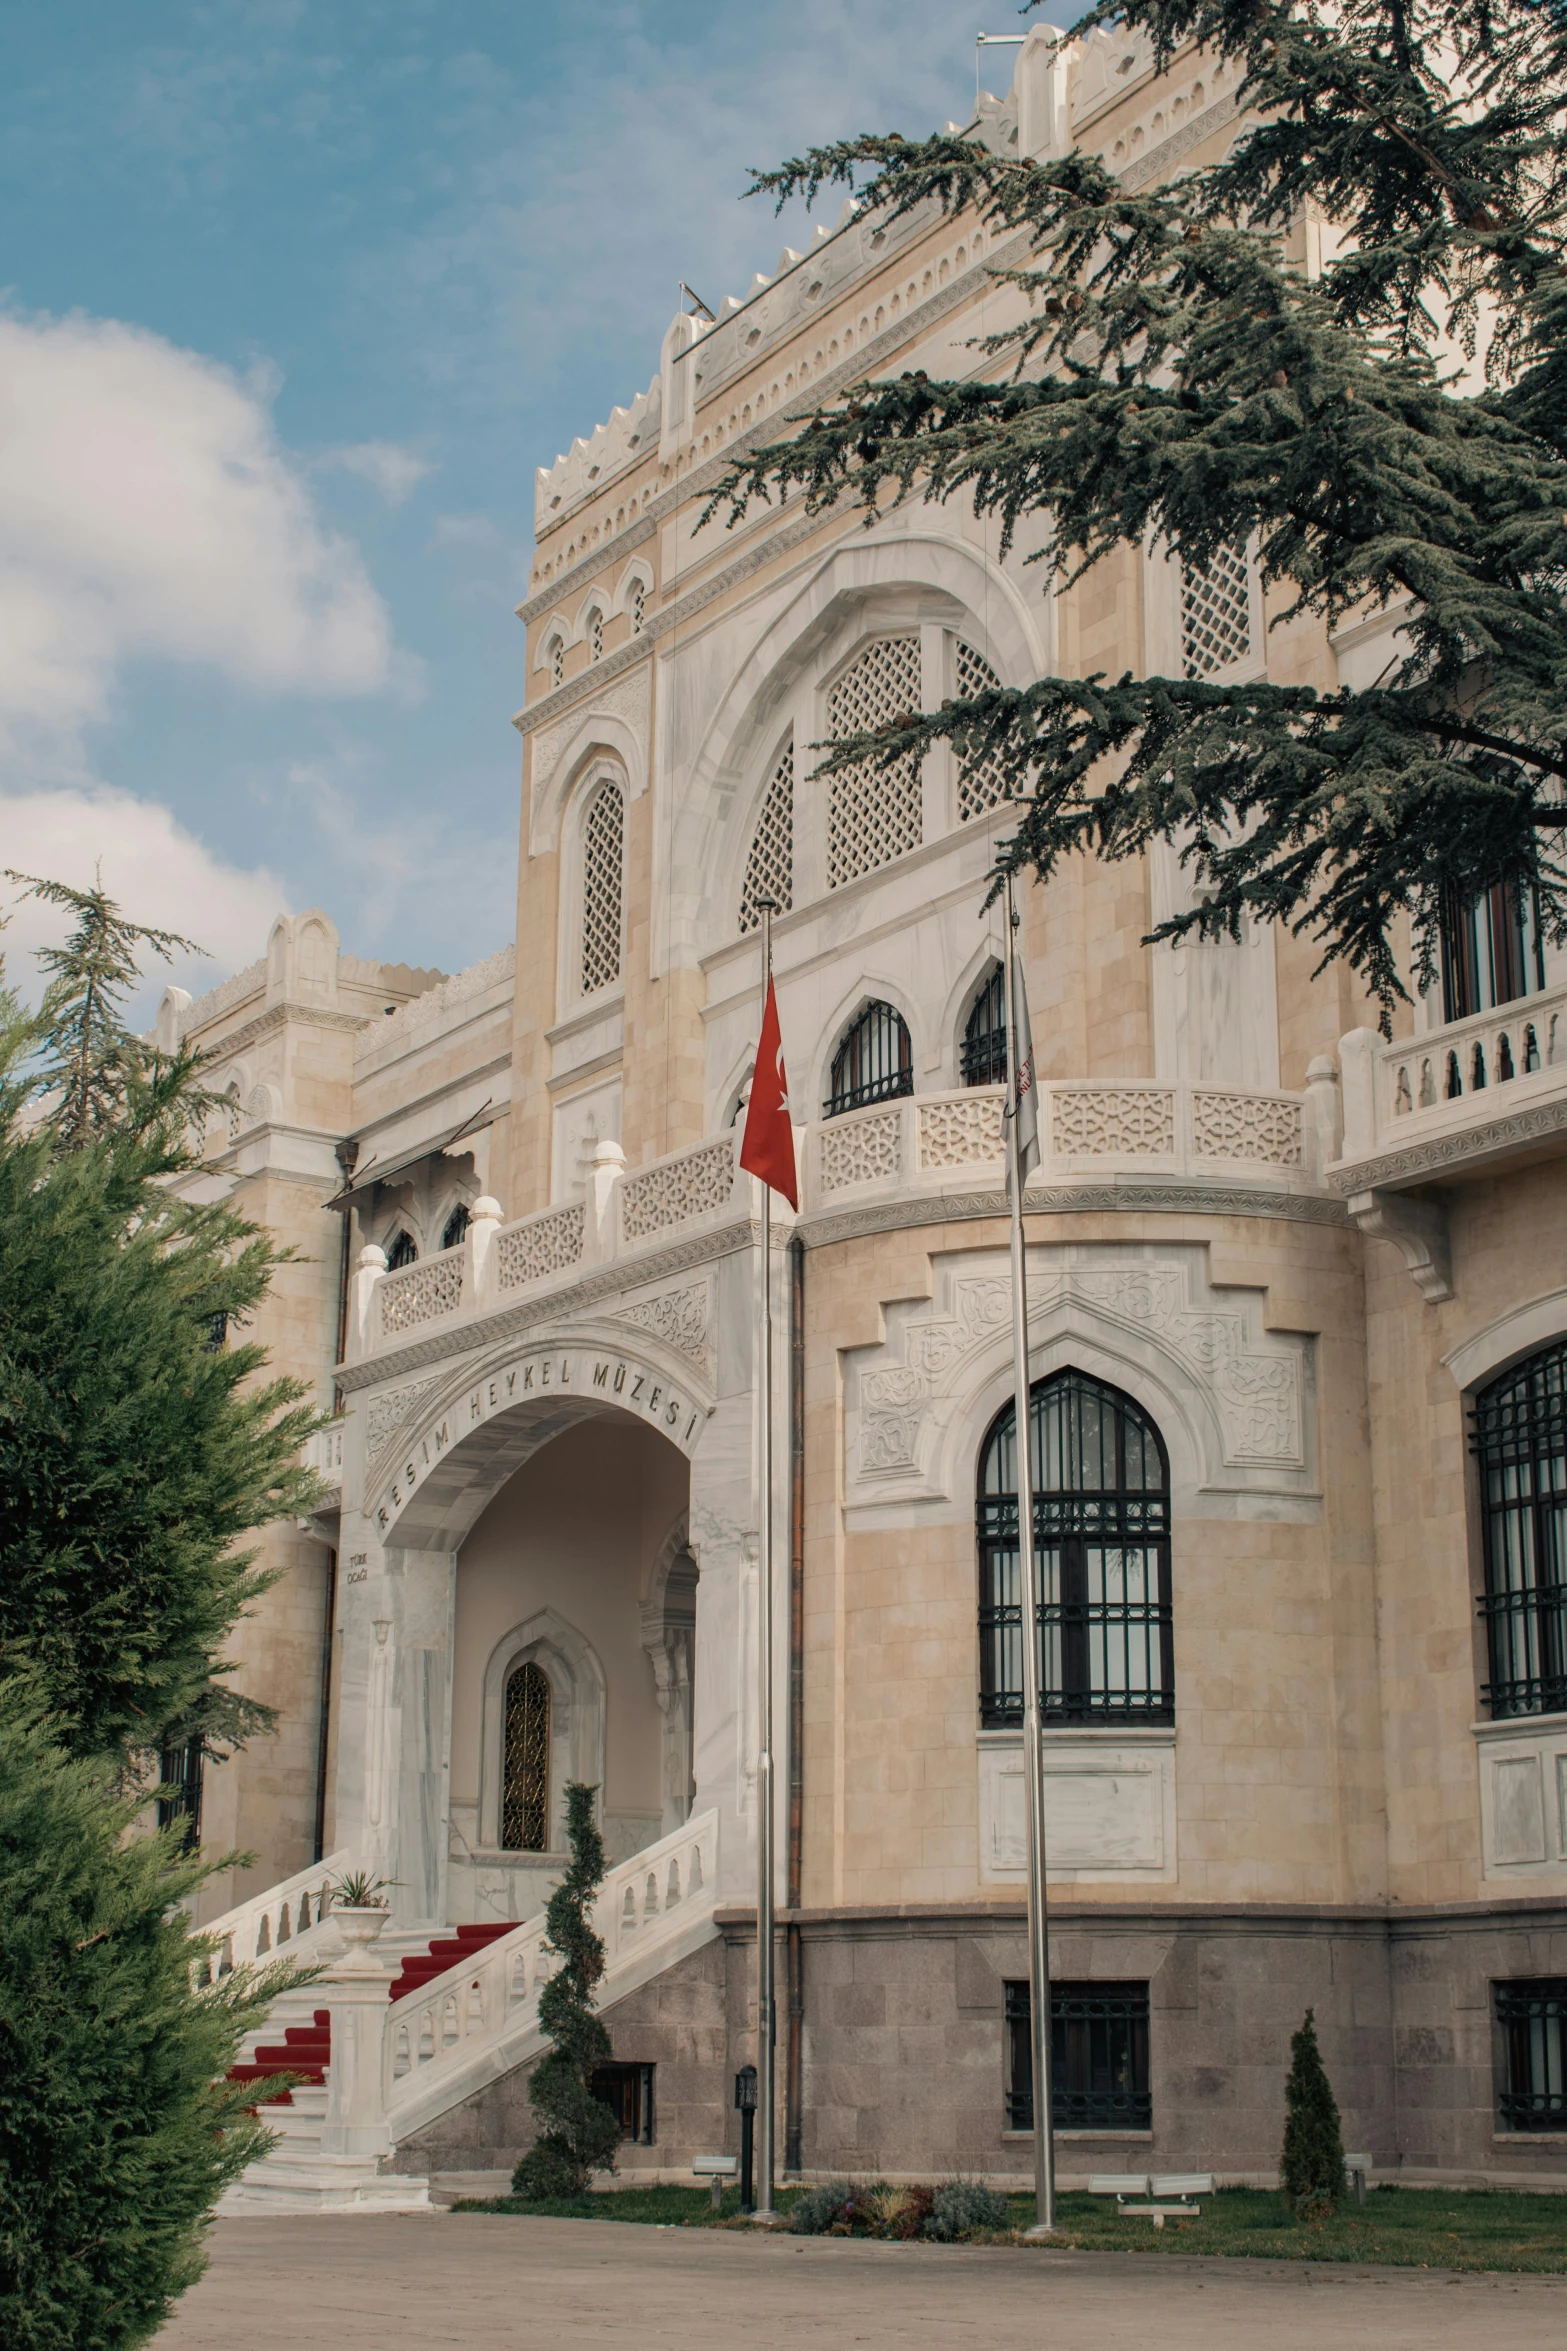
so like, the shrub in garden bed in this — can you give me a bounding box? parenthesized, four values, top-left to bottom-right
(788, 2178, 1008, 2241)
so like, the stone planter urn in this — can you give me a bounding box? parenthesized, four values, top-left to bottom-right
(330, 1904, 390, 1966)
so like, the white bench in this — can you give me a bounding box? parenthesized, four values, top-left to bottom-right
(693, 2154, 738, 2210)
(1089, 2171, 1215, 2227)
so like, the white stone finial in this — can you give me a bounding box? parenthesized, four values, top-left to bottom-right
(357, 1243, 388, 1273)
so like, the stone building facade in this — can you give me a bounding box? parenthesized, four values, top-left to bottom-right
(178, 25, 1566, 2197)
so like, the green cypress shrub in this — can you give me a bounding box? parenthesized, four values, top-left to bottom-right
(0, 1679, 287, 2350)
(510, 1783, 621, 2198)
(1280, 2007, 1346, 2219)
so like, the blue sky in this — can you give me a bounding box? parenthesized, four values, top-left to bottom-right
(0, 1, 1067, 1007)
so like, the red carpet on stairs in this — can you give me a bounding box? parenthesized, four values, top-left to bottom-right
(228, 2010, 332, 2106)
(224, 1922, 524, 2110)
(386, 1921, 519, 2004)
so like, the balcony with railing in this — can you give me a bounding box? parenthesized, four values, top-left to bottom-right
(1330, 975, 1567, 1195)
(341, 1076, 1335, 1373)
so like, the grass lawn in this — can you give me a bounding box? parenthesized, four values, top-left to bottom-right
(452, 2182, 1567, 2272)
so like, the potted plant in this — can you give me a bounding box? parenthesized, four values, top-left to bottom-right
(327, 1869, 397, 1954)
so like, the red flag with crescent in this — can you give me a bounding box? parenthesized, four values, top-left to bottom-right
(739, 978, 798, 1207)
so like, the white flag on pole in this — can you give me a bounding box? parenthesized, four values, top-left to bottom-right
(1011, 950, 1039, 1183)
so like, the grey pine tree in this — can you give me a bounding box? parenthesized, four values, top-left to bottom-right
(714, 0, 1567, 1021)
(1280, 2007, 1346, 2216)
(511, 1782, 622, 2199)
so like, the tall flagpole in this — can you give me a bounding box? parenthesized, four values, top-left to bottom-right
(755, 896, 778, 2220)
(1003, 870, 1057, 2236)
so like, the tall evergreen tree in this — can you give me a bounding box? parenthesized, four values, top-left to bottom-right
(511, 1783, 621, 2199)
(716, 0, 1567, 1020)
(1280, 2007, 1346, 2216)
(0, 1676, 290, 2351)
(6, 872, 205, 1148)
(0, 912, 318, 1766)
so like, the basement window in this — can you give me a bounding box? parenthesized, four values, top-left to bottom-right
(1496, 1980, 1567, 2130)
(1005, 1981, 1152, 2131)
(591, 2061, 656, 2144)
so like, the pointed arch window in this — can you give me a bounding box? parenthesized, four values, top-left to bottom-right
(961, 962, 1008, 1087)
(588, 607, 604, 663)
(1475, 1338, 1567, 1719)
(826, 635, 923, 888)
(629, 578, 646, 636)
(825, 1000, 913, 1117)
(385, 1230, 418, 1270)
(441, 1203, 470, 1252)
(547, 634, 565, 690)
(580, 782, 625, 995)
(502, 1660, 551, 1850)
(739, 740, 794, 934)
(978, 1369, 1173, 1727)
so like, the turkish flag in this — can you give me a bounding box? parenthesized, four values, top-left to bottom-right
(739, 978, 798, 1207)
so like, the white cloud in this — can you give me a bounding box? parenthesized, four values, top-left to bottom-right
(1, 784, 285, 1017)
(0, 308, 392, 753)
(323, 440, 434, 504)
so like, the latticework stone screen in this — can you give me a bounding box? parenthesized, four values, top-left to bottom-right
(826, 635, 924, 888)
(580, 784, 624, 994)
(739, 741, 794, 933)
(956, 640, 1010, 820)
(1180, 545, 1253, 677)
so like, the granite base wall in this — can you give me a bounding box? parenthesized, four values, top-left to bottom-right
(393, 1901, 1567, 2187)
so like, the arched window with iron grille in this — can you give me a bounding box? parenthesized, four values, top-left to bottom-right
(961, 962, 1007, 1087)
(825, 1000, 913, 1117)
(385, 1230, 418, 1270)
(629, 577, 646, 636)
(502, 1659, 551, 1850)
(587, 607, 604, 663)
(1475, 1339, 1567, 1719)
(441, 1203, 470, 1252)
(977, 1368, 1173, 1727)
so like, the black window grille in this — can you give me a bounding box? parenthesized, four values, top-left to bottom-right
(158, 1739, 204, 1855)
(1474, 1339, 1567, 1719)
(1496, 1980, 1567, 2131)
(205, 1310, 229, 1350)
(385, 1230, 418, 1271)
(825, 1000, 913, 1117)
(590, 2061, 656, 2144)
(1441, 878, 1544, 1022)
(501, 1660, 551, 1850)
(961, 963, 1007, 1088)
(978, 1369, 1173, 1727)
(441, 1204, 470, 1252)
(1006, 1981, 1152, 2131)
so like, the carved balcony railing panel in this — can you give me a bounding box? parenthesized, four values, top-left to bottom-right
(1192, 1089, 1302, 1167)
(495, 1201, 585, 1291)
(919, 1091, 1005, 1168)
(820, 1105, 904, 1194)
(378, 1248, 465, 1336)
(620, 1137, 738, 1243)
(1053, 1086, 1176, 1158)
(1333, 978, 1567, 1191)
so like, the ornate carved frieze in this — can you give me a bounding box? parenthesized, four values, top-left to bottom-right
(846, 1243, 1313, 1512)
(365, 1375, 443, 1466)
(617, 1281, 710, 1364)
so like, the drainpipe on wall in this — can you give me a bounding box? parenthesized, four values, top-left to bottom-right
(785, 1233, 806, 2177)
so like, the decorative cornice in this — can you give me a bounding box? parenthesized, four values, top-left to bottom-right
(197, 1000, 374, 1060)
(799, 1179, 1349, 1251)
(1328, 1094, 1567, 1195)
(1119, 88, 1246, 192)
(515, 222, 1041, 683)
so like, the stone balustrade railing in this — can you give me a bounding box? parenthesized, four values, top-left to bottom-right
(304, 1419, 346, 1490)
(190, 1848, 355, 1985)
(1333, 980, 1567, 1187)
(384, 1808, 719, 2137)
(805, 1080, 1329, 1205)
(346, 1135, 746, 1361)
(341, 1077, 1343, 1368)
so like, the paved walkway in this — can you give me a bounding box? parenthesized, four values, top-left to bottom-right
(156, 2214, 1567, 2349)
